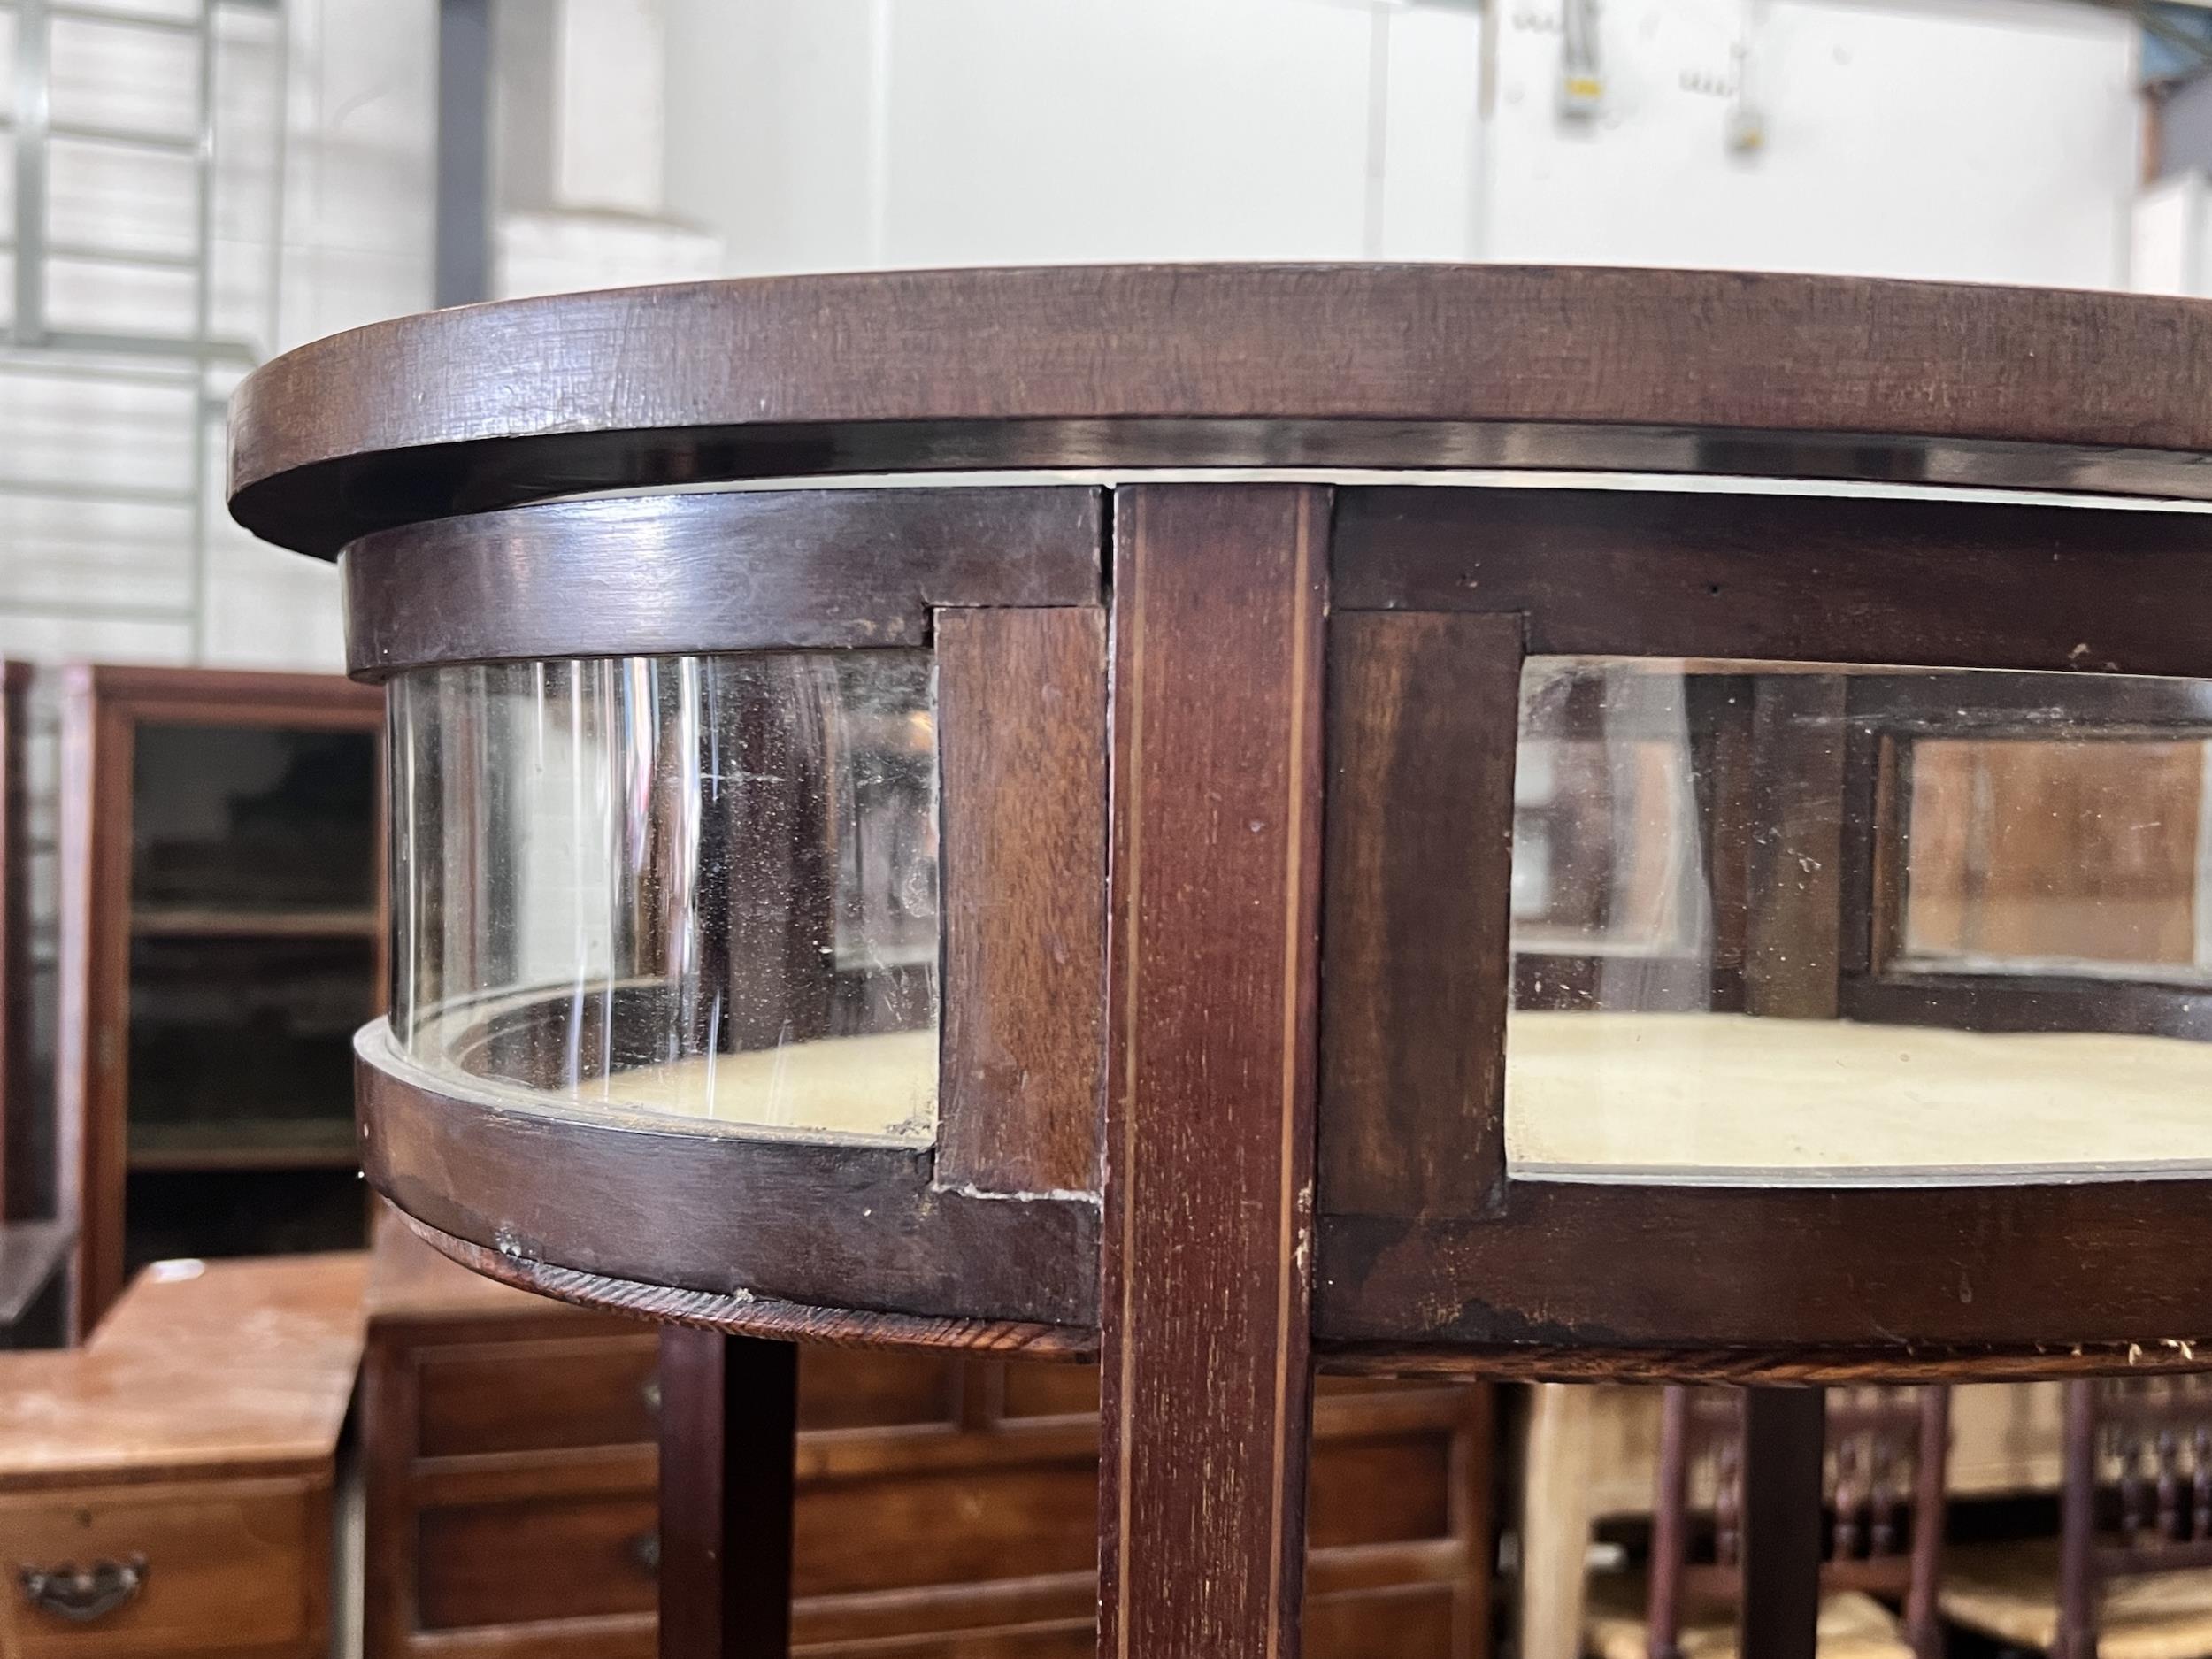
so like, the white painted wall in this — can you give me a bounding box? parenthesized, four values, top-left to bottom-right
(1485, 0, 2139, 285)
(664, 0, 2140, 288)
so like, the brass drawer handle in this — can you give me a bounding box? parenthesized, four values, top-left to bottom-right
(19, 1554, 150, 1623)
(628, 1532, 660, 1574)
(640, 1375, 662, 1415)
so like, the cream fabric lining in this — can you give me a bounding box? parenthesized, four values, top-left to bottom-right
(1508, 1011, 2212, 1179)
(586, 1028, 936, 1138)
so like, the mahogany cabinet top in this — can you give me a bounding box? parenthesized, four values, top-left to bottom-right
(227, 264, 2212, 555)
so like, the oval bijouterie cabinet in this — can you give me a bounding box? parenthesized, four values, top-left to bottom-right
(228, 267, 2212, 1659)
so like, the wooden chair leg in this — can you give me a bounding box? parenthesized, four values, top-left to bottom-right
(1740, 1386, 1825, 1659)
(1520, 1384, 1601, 1659)
(1099, 485, 1327, 1659)
(2057, 1379, 2099, 1659)
(1902, 1386, 1950, 1659)
(657, 1326, 798, 1659)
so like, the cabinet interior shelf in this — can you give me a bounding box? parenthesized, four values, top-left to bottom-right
(127, 1118, 359, 1172)
(130, 906, 381, 941)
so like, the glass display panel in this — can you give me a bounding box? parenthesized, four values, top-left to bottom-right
(390, 654, 939, 1141)
(127, 934, 371, 1167)
(1897, 738, 2212, 985)
(132, 723, 379, 915)
(1506, 658, 2212, 1186)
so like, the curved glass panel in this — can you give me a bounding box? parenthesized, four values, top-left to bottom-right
(390, 654, 937, 1140)
(1507, 658, 2212, 1186)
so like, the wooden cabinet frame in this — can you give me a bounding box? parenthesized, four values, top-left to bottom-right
(57, 664, 386, 1333)
(227, 264, 2212, 1659)
(1318, 485, 2212, 1378)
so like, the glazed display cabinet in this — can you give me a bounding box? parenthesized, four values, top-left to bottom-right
(57, 665, 384, 1333)
(227, 265, 2212, 1659)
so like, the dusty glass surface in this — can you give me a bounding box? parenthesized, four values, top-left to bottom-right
(1507, 658, 2212, 1186)
(389, 653, 938, 1140)
(1896, 737, 2212, 986)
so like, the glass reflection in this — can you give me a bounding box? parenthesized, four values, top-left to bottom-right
(1506, 659, 2212, 1185)
(390, 653, 938, 1140)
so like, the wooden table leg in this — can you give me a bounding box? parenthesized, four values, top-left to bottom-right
(1517, 1384, 1600, 1659)
(1740, 1386, 1825, 1659)
(1100, 484, 1328, 1659)
(657, 1326, 798, 1659)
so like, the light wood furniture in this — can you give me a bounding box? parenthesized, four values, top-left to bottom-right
(226, 266, 2212, 1659)
(56, 665, 385, 1334)
(1519, 1382, 2072, 1659)
(367, 1214, 1495, 1659)
(0, 1251, 365, 1656)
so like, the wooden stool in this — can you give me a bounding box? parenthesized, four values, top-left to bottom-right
(224, 266, 2212, 1659)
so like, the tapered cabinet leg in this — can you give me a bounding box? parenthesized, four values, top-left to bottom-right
(1099, 485, 1329, 1659)
(1739, 1386, 1825, 1659)
(657, 1326, 798, 1659)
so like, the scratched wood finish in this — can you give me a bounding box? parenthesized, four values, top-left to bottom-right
(1101, 485, 1327, 1659)
(399, 1209, 1094, 1360)
(936, 607, 1109, 1198)
(658, 1328, 799, 1659)
(1318, 1176, 2212, 1359)
(229, 267, 2212, 554)
(342, 488, 1105, 678)
(1318, 612, 1522, 1220)
(1333, 487, 2212, 680)
(357, 1037, 1098, 1331)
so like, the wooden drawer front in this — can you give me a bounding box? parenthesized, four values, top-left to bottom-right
(996, 1360, 1447, 1424)
(798, 1348, 958, 1432)
(1309, 1432, 1454, 1548)
(798, 1623, 1094, 1659)
(795, 1460, 1099, 1599)
(0, 1478, 319, 1657)
(792, 1592, 1455, 1659)
(417, 1334, 659, 1458)
(997, 1361, 1098, 1422)
(416, 1494, 657, 1630)
(1306, 1583, 1459, 1659)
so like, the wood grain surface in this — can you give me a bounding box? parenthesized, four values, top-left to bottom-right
(342, 487, 1104, 677)
(657, 1328, 798, 1659)
(357, 1028, 1099, 1331)
(1319, 612, 1522, 1221)
(1333, 486, 2212, 681)
(394, 1209, 1095, 1360)
(0, 1252, 365, 1491)
(936, 607, 1109, 1198)
(1100, 486, 1328, 1659)
(230, 265, 2212, 555)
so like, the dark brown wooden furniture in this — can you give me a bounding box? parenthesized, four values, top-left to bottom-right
(222, 265, 2212, 1659)
(367, 1212, 1493, 1659)
(367, 1211, 1493, 1659)
(0, 1250, 365, 1657)
(1586, 1387, 1948, 1659)
(56, 664, 385, 1335)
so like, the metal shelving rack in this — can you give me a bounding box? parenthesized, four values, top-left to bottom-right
(1, 0, 288, 657)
